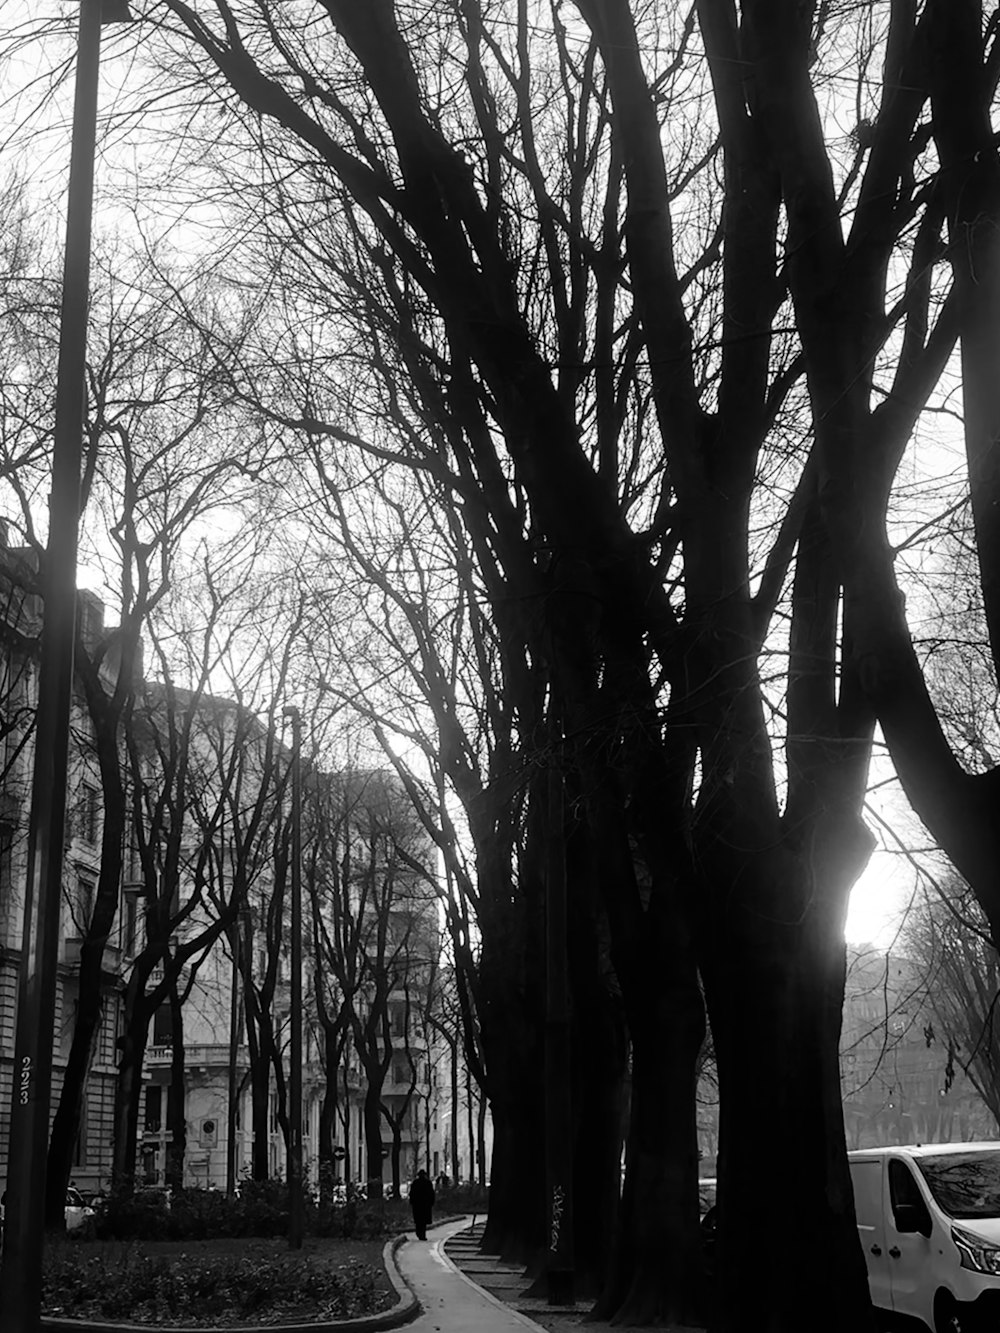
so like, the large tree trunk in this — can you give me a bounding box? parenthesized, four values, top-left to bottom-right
(596, 919, 706, 1325)
(563, 819, 630, 1300)
(480, 1085, 546, 1262)
(703, 843, 875, 1333)
(478, 873, 546, 1262)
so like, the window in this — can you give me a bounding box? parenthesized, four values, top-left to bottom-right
(73, 1096, 88, 1168)
(124, 894, 139, 955)
(61, 981, 79, 1057)
(889, 1159, 923, 1210)
(78, 784, 100, 844)
(889, 1158, 932, 1235)
(145, 1085, 162, 1133)
(917, 1150, 1000, 1219)
(152, 1003, 173, 1048)
(0, 823, 12, 932)
(140, 1144, 158, 1185)
(77, 876, 96, 934)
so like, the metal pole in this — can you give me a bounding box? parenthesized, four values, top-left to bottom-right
(0, 4, 103, 1326)
(283, 705, 304, 1249)
(545, 727, 574, 1305)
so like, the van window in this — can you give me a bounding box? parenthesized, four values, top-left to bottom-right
(889, 1159, 933, 1235)
(916, 1150, 1000, 1220)
(889, 1160, 923, 1210)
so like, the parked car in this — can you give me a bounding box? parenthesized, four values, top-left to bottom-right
(698, 1177, 717, 1216)
(64, 1187, 96, 1233)
(0, 1187, 96, 1236)
(698, 1178, 718, 1274)
(850, 1141, 1000, 1332)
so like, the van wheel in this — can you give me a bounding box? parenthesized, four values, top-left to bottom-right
(934, 1293, 968, 1333)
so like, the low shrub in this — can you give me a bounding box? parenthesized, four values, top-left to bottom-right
(95, 1183, 418, 1243)
(42, 1245, 387, 1326)
(95, 1187, 173, 1241)
(314, 1195, 411, 1240)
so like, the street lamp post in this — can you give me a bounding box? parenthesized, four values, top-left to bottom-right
(283, 705, 304, 1249)
(0, 3, 131, 1329)
(545, 723, 574, 1305)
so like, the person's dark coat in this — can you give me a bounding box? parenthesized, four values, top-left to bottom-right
(408, 1171, 435, 1238)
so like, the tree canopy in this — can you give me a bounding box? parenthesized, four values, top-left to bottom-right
(5, 2, 1000, 1329)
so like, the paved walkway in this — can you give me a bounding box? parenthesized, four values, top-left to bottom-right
(395, 1217, 547, 1333)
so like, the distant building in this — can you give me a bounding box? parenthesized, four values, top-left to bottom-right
(841, 945, 996, 1148)
(0, 537, 483, 1197)
(0, 536, 127, 1196)
(695, 943, 998, 1173)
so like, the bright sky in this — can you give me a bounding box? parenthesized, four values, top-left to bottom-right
(1, 2, 976, 959)
(846, 852, 912, 948)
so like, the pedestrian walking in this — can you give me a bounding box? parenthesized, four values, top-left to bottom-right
(408, 1168, 435, 1240)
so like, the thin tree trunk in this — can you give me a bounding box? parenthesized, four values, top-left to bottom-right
(363, 1079, 384, 1198)
(449, 1037, 459, 1182)
(112, 1006, 151, 1189)
(164, 987, 186, 1192)
(46, 741, 127, 1225)
(226, 924, 241, 1194)
(465, 1063, 475, 1184)
(476, 1094, 486, 1188)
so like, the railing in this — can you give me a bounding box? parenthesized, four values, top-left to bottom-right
(146, 1042, 249, 1070)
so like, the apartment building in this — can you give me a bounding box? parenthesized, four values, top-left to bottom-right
(0, 535, 128, 1195)
(0, 547, 459, 1195)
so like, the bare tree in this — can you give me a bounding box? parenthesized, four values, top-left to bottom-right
(902, 880, 1000, 1129)
(13, 2, 1000, 1326)
(307, 765, 438, 1201)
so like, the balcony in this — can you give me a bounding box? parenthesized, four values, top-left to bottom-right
(146, 1042, 248, 1075)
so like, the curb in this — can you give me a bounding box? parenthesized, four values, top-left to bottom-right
(40, 1233, 422, 1333)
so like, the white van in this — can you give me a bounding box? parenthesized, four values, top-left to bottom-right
(849, 1142, 1000, 1332)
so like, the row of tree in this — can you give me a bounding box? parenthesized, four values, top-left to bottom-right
(5, 2, 1000, 1329)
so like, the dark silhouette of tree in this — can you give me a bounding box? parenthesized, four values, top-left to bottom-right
(11, 2, 1000, 1326)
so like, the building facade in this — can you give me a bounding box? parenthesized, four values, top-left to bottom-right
(0, 550, 484, 1198)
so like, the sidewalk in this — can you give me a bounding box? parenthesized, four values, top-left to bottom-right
(395, 1217, 547, 1332)
(436, 1221, 611, 1333)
